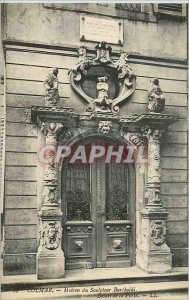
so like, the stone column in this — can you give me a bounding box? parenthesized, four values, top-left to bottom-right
(136, 126, 172, 273)
(37, 122, 65, 279)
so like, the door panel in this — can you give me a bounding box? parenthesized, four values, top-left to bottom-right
(62, 163, 95, 269)
(104, 162, 134, 267)
(62, 145, 135, 269)
(106, 163, 129, 220)
(65, 163, 91, 221)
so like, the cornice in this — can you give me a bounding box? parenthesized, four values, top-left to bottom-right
(3, 39, 188, 69)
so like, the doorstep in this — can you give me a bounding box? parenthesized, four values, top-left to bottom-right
(1, 266, 188, 290)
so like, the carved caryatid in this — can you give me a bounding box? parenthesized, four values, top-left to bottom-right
(68, 42, 136, 113)
(148, 78, 165, 113)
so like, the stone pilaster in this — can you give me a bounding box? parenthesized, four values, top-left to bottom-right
(136, 125, 172, 273)
(37, 122, 65, 279)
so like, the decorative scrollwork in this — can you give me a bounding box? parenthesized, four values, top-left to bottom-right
(151, 220, 166, 246)
(106, 185, 129, 220)
(41, 221, 62, 250)
(66, 189, 91, 221)
(68, 42, 136, 114)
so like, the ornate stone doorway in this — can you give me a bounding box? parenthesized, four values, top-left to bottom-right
(61, 140, 136, 270)
(25, 42, 178, 279)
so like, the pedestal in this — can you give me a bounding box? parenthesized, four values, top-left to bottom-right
(37, 252, 65, 279)
(137, 126, 172, 273)
(136, 208, 172, 273)
(37, 209, 65, 279)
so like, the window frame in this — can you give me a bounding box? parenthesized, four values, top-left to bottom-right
(153, 3, 187, 18)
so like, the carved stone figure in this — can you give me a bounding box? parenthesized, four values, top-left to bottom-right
(151, 220, 166, 246)
(44, 68, 60, 107)
(94, 76, 112, 111)
(148, 78, 165, 113)
(115, 51, 135, 87)
(70, 46, 89, 75)
(98, 121, 113, 135)
(94, 41, 112, 64)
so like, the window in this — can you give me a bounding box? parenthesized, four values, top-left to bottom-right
(154, 3, 187, 18)
(115, 3, 142, 13)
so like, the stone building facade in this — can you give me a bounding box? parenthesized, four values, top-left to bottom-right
(1, 3, 188, 279)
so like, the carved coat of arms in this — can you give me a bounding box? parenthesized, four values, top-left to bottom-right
(68, 42, 136, 113)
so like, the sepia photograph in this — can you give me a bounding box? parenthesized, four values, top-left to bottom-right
(0, 1, 188, 299)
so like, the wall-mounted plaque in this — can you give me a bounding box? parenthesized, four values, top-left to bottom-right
(80, 16, 123, 45)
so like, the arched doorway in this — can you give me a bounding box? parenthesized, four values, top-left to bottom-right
(61, 137, 136, 270)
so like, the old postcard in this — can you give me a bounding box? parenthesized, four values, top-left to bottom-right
(0, 1, 188, 299)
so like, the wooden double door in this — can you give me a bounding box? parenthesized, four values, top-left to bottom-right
(62, 143, 136, 270)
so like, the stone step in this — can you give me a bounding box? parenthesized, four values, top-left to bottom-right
(2, 267, 187, 292)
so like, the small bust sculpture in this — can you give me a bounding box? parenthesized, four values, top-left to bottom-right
(95, 76, 112, 111)
(44, 68, 60, 107)
(148, 78, 165, 113)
